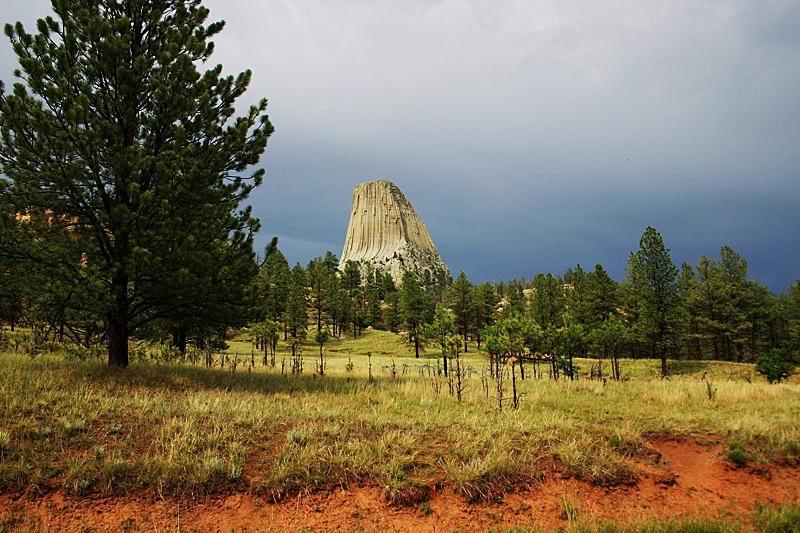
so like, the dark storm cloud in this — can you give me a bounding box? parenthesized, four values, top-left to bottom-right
(2, 0, 798, 291)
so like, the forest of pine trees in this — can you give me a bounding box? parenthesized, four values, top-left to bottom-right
(1, 225, 797, 377)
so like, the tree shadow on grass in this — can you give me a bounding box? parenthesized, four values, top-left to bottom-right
(14, 354, 378, 396)
(100, 361, 380, 395)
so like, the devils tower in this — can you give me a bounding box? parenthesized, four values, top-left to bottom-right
(340, 180, 451, 285)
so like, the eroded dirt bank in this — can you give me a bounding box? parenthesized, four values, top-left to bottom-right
(2, 436, 798, 532)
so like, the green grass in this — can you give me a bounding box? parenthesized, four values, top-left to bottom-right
(0, 327, 798, 503)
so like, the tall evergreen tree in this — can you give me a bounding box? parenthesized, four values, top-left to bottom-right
(307, 255, 336, 332)
(262, 248, 291, 330)
(400, 270, 431, 358)
(582, 264, 620, 362)
(504, 279, 526, 316)
(286, 263, 309, 344)
(382, 272, 397, 295)
(350, 286, 367, 337)
(745, 280, 781, 357)
(342, 260, 361, 291)
(687, 255, 728, 360)
(332, 283, 352, 337)
(626, 227, 682, 377)
(472, 281, 499, 348)
(717, 246, 750, 361)
(0, 0, 273, 366)
(365, 269, 383, 329)
(686, 247, 751, 361)
(583, 264, 618, 329)
(620, 252, 644, 359)
(384, 289, 402, 333)
(445, 271, 473, 351)
(529, 273, 565, 329)
(678, 262, 702, 360)
(566, 264, 588, 325)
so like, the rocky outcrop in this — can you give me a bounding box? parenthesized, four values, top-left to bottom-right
(340, 180, 450, 285)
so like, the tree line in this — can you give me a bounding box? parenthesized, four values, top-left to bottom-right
(246, 226, 798, 382)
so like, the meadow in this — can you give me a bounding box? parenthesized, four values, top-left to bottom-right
(0, 327, 799, 532)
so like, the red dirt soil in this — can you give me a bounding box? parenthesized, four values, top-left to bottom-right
(1, 435, 798, 532)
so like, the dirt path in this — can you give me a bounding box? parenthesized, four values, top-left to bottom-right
(2, 436, 798, 532)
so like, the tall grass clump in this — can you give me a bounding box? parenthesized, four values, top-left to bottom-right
(755, 502, 800, 533)
(0, 430, 11, 458)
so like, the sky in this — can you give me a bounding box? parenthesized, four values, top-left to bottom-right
(1, 0, 799, 292)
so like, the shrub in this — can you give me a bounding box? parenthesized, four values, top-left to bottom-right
(726, 441, 749, 466)
(755, 348, 796, 384)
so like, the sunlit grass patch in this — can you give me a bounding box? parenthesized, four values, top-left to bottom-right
(0, 347, 798, 502)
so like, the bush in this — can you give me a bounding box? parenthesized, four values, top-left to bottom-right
(726, 441, 749, 466)
(755, 348, 796, 384)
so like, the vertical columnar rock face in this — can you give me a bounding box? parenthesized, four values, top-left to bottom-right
(340, 180, 451, 285)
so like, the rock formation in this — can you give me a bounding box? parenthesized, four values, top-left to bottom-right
(340, 180, 450, 285)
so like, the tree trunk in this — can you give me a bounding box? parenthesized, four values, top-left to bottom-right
(107, 273, 130, 368)
(511, 362, 518, 409)
(173, 326, 187, 355)
(692, 320, 701, 360)
(108, 311, 129, 367)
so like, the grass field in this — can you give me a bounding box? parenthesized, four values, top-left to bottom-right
(0, 327, 798, 531)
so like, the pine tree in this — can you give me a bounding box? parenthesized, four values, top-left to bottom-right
(307, 256, 335, 332)
(717, 246, 750, 361)
(350, 286, 367, 338)
(582, 264, 620, 364)
(286, 263, 309, 345)
(678, 262, 701, 360)
(626, 227, 681, 377)
(342, 260, 361, 291)
(687, 255, 728, 360)
(0, 0, 273, 366)
(426, 304, 456, 376)
(263, 249, 291, 326)
(472, 281, 499, 348)
(384, 290, 402, 333)
(583, 264, 618, 328)
(529, 273, 565, 329)
(504, 279, 526, 315)
(745, 280, 781, 358)
(366, 279, 383, 329)
(566, 264, 588, 325)
(445, 271, 473, 351)
(400, 270, 431, 358)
